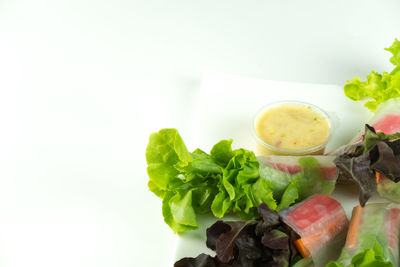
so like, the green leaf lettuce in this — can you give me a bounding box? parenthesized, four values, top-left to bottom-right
(344, 39, 400, 112)
(146, 128, 276, 232)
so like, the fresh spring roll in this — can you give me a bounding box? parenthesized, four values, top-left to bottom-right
(330, 99, 400, 185)
(257, 155, 338, 211)
(175, 196, 347, 267)
(351, 98, 400, 143)
(280, 194, 349, 267)
(328, 203, 400, 267)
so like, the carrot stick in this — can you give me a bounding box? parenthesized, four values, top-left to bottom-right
(345, 205, 363, 249)
(376, 172, 381, 184)
(293, 213, 348, 258)
(294, 238, 311, 258)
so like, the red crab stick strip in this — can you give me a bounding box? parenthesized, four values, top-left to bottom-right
(280, 194, 349, 258)
(372, 114, 400, 134)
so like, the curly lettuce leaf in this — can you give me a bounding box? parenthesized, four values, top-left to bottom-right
(146, 128, 276, 233)
(344, 39, 400, 112)
(146, 128, 192, 197)
(147, 129, 222, 232)
(210, 139, 234, 167)
(252, 178, 276, 210)
(162, 191, 198, 233)
(210, 191, 232, 218)
(146, 128, 192, 166)
(212, 148, 277, 220)
(385, 39, 400, 66)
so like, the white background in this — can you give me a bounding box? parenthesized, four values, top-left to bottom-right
(0, 0, 399, 266)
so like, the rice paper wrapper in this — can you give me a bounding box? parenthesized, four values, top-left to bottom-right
(351, 98, 400, 143)
(280, 195, 349, 267)
(257, 155, 338, 202)
(334, 203, 400, 267)
(377, 176, 400, 203)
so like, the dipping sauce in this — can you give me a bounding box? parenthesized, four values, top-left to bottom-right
(253, 102, 331, 155)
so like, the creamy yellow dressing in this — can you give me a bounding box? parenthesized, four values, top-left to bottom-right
(255, 105, 329, 153)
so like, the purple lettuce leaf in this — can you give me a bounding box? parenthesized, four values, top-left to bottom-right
(261, 229, 289, 250)
(215, 221, 255, 263)
(334, 124, 400, 206)
(174, 254, 218, 267)
(257, 203, 280, 228)
(175, 204, 298, 267)
(372, 141, 400, 180)
(206, 220, 232, 251)
(334, 152, 376, 206)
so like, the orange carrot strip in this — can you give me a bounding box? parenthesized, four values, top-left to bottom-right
(376, 172, 381, 184)
(345, 205, 363, 249)
(294, 238, 311, 258)
(294, 213, 348, 258)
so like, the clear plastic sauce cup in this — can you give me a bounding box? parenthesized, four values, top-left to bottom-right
(252, 101, 333, 156)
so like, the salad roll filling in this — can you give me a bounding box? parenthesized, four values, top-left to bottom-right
(328, 203, 400, 267)
(280, 195, 349, 266)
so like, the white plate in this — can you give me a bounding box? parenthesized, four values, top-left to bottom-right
(172, 72, 377, 264)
